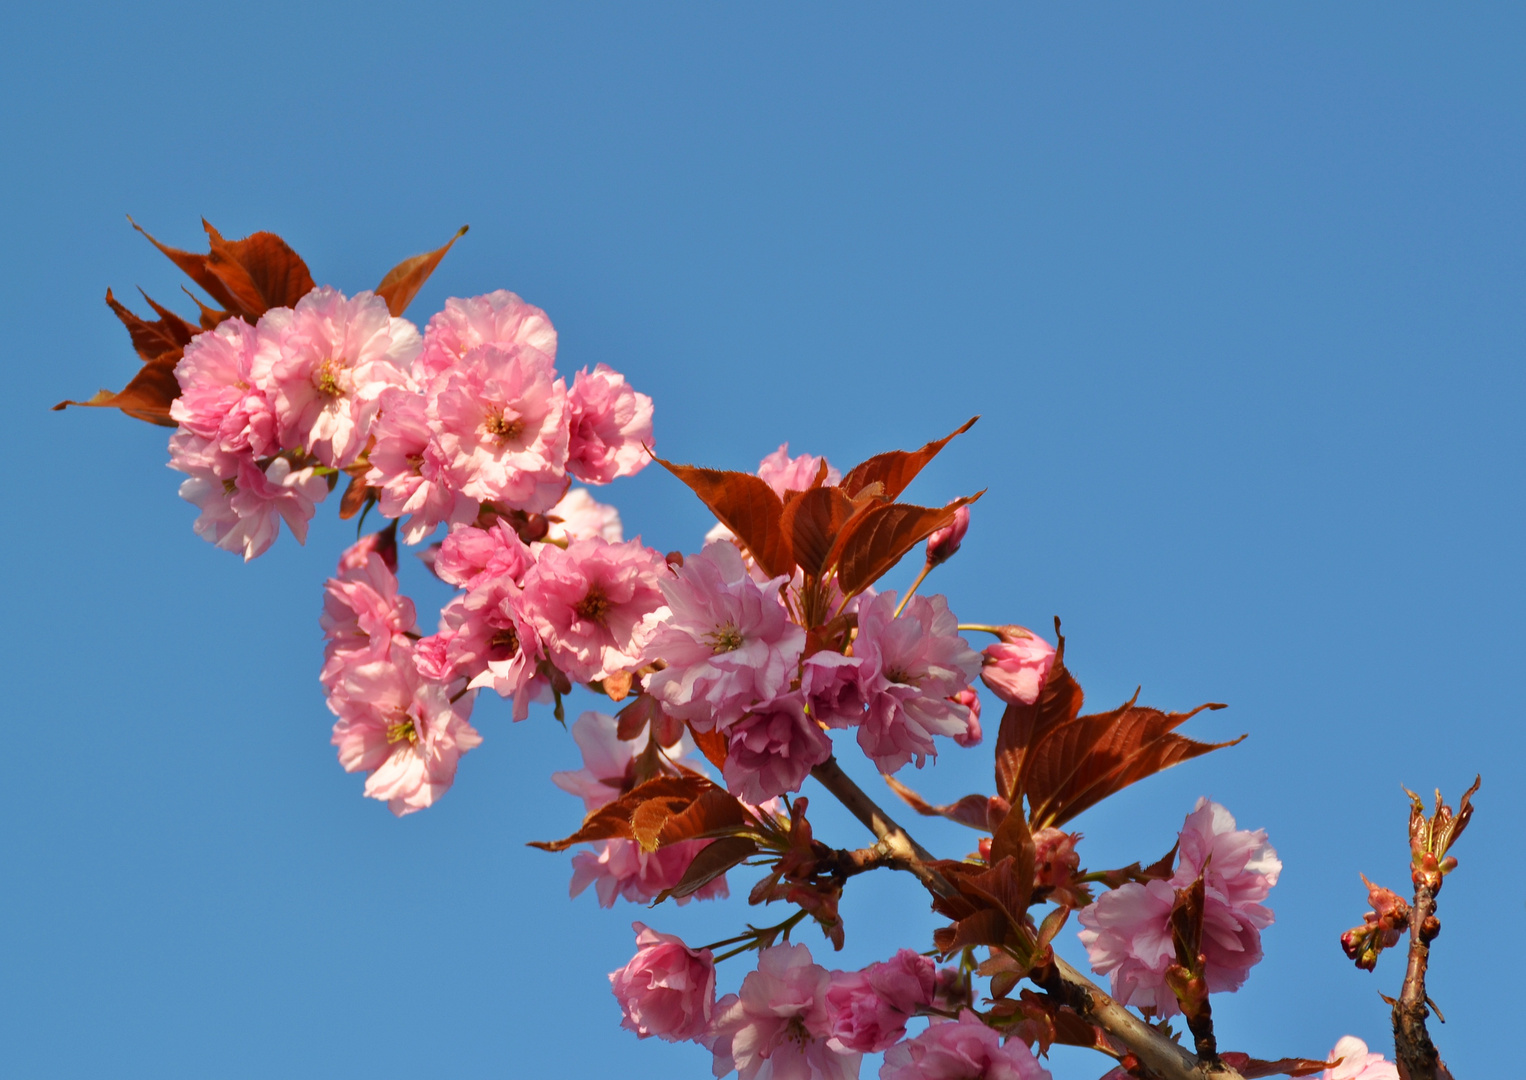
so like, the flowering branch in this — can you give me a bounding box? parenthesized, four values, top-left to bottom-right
(808, 756, 1247, 1080)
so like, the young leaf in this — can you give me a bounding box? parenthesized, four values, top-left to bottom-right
(53, 358, 181, 426)
(528, 774, 709, 852)
(779, 485, 856, 576)
(654, 458, 795, 579)
(688, 723, 729, 770)
(1220, 1053, 1341, 1078)
(375, 225, 469, 316)
(882, 774, 993, 831)
(107, 289, 196, 361)
(838, 416, 978, 501)
(994, 623, 1085, 804)
(654, 835, 760, 903)
(202, 220, 316, 318)
(831, 493, 982, 596)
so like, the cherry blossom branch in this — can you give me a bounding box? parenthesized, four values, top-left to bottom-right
(1392, 882, 1453, 1080)
(807, 756, 1246, 1080)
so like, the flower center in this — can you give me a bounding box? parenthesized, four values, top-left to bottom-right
(221, 477, 237, 494)
(386, 715, 419, 745)
(886, 668, 918, 686)
(483, 411, 525, 441)
(574, 586, 610, 625)
(489, 626, 520, 655)
(314, 358, 345, 397)
(707, 623, 744, 654)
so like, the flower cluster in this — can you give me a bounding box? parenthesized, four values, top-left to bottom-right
(1076, 798, 1282, 1016)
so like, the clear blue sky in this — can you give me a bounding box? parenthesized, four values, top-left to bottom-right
(1, 5, 1520, 1077)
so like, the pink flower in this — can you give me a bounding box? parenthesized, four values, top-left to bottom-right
(552, 710, 689, 812)
(1032, 828, 1084, 906)
(979, 629, 1055, 707)
(950, 688, 982, 747)
(255, 288, 419, 468)
(320, 540, 418, 689)
(825, 950, 938, 1054)
(881, 1012, 1051, 1080)
(173, 444, 328, 561)
(170, 316, 278, 468)
(522, 537, 671, 684)
(1076, 799, 1280, 1017)
(417, 580, 546, 720)
(708, 943, 861, 1080)
(644, 542, 805, 731)
(756, 444, 841, 497)
(571, 839, 729, 907)
(609, 922, 717, 1042)
(366, 387, 472, 544)
(429, 342, 569, 513)
(1317, 1037, 1399, 1080)
(416, 290, 557, 382)
(327, 642, 481, 816)
(431, 521, 535, 590)
(853, 592, 981, 774)
(924, 505, 970, 568)
(546, 486, 624, 544)
(801, 651, 868, 729)
(722, 693, 832, 804)
(566, 363, 654, 484)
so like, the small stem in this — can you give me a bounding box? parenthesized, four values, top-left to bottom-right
(893, 562, 934, 618)
(957, 624, 1007, 637)
(1393, 882, 1449, 1079)
(808, 757, 955, 901)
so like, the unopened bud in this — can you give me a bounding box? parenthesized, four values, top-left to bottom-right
(980, 630, 1057, 706)
(925, 506, 970, 567)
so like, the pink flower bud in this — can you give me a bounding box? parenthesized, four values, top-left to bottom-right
(608, 922, 717, 1042)
(979, 629, 1056, 706)
(924, 506, 970, 567)
(949, 688, 982, 747)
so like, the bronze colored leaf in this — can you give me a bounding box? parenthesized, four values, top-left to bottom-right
(882, 774, 992, 831)
(994, 623, 1084, 804)
(53, 357, 181, 426)
(528, 774, 710, 852)
(654, 458, 795, 579)
(107, 289, 196, 362)
(338, 475, 372, 520)
(989, 802, 1037, 871)
(689, 723, 729, 770)
(635, 786, 755, 853)
(779, 485, 856, 576)
(376, 225, 469, 316)
(932, 908, 1009, 954)
(1221, 1053, 1340, 1078)
(655, 836, 760, 903)
(831, 493, 982, 597)
(838, 416, 978, 501)
(202, 220, 316, 318)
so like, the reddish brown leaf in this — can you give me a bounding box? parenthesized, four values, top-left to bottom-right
(882, 774, 992, 831)
(528, 774, 710, 852)
(838, 416, 978, 501)
(376, 225, 469, 316)
(779, 485, 856, 576)
(932, 908, 1009, 954)
(1221, 1053, 1339, 1078)
(1024, 696, 1241, 828)
(994, 623, 1084, 804)
(129, 217, 314, 320)
(106, 289, 196, 362)
(655, 835, 760, 903)
(655, 458, 794, 579)
(689, 723, 729, 770)
(989, 803, 1037, 872)
(831, 493, 983, 596)
(53, 356, 181, 426)
(637, 786, 755, 852)
(338, 475, 372, 520)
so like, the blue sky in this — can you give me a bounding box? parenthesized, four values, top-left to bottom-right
(1, 5, 1520, 1077)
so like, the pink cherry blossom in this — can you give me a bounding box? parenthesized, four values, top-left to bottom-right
(801, 651, 868, 729)
(1032, 828, 1085, 907)
(950, 688, 982, 748)
(255, 287, 419, 468)
(327, 641, 481, 816)
(722, 693, 832, 804)
(416, 580, 546, 720)
(853, 591, 981, 774)
(365, 386, 472, 544)
(825, 950, 938, 1054)
(170, 315, 278, 469)
(173, 443, 328, 561)
(1317, 1036, 1398, 1080)
(431, 521, 535, 590)
(756, 443, 841, 497)
(924, 505, 969, 568)
(320, 540, 418, 689)
(644, 542, 805, 731)
(522, 536, 671, 684)
(609, 922, 717, 1042)
(708, 943, 861, 1080)
(429, 341, 570, 513)
(1076, 799, 1281, 1017)
(545, 486, 624, 543)
(416, 290, 557, 381)
(566, 363, 654, 484)
(551, 710, 690, 813)
(979, 629, 1055, 707)
(880, 1012, 1052, 1080)
(570, 838, 729, 907)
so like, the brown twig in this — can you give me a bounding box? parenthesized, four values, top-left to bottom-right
(1392, 882, 1453, 1080)
(807, 756, 1245, 1080)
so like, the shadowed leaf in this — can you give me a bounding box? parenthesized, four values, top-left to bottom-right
(528, 774, 710, 852)
(831, 493, 982, 596)
(838, 416, 978, 501)
(108, 289, 195, 361)
(338, 476, 372, 520)
(689, 724, 729, 770)
(1221, 1053, 1339, 1078)
(655, 836, 760, 903)
(376, 225, 469, 316)
(779, 485, 856, 576)
(655, 458, 794, 579)
(883, 774, 991, 831)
